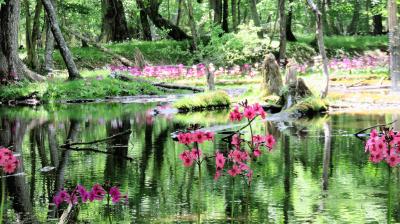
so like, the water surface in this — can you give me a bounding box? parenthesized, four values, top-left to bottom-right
(0, 103, 399, 223)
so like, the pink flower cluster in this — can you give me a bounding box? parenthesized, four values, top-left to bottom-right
(229, 103, 266, 121)
(0, 147, 19, 174)
(177, 131, 214, 145)
(110, 63, 256, 80)
(365, 128, 400, 167)
(53, 183, 127, 208)
(177, 131, 214, 167)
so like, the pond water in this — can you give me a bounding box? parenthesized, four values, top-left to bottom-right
(0, 103, 400, 223)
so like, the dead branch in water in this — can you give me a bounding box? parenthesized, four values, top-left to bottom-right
(61, 130, 132, 148)
(354, 120, 398, 137)
(65, 146, 134, 161)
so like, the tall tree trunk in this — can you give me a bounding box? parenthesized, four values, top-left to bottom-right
(140, 0, 191, 40)
(100, 0, 129, 42)
(29, 0, 42, 70)
(231, 0, 238, 31)
(0, 0, 44, 82)
(307, 0, 329, 98)
(388, 0, 400, 90)
(176, 0, 183, 26)
(184, 0, 199, 49)
(325, 0, 339, 35)
(279, 0, 287, 65)
(222, 0, 229, 32)
(347, 0, 360, 35)
(237, 0, 241, 24)
(137, 0, 152, 40)
(24, 0, 33, 68)
(372, 1, 383, 35)
(248, 0, 261, 27)
(214, 0, 222, 24)
(43, 0, 56, 75)
(286, 0, 296, 41)
(42, 0, 81, 80)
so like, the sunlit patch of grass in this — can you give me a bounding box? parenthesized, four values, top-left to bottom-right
(173, 91, 231, 112)
(286, 96, 329, 116)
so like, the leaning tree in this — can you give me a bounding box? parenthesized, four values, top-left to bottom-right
(0, 0, 44, 82)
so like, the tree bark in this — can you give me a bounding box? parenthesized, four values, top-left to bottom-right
(43, 0, 56, 75)
(24, 0, 33, 68)
(136, 0, 152, 41)
(279, 0, 287, 65)
(388, 0, 400, 90)
(286, 0, 296, 41)
(41, 0, 81, 80)
(248, 0, 261, 27)
(222, 0, 229, 32)
(183, 0, 199, 49)
(139, 0, 191, 40)
(0, 0, 44, 82)
(175, 0, 183, 26)
(372, 1, 383, 36)
(100, 0, 129, 42)
(347, 0, 360, 35)
(213, 0, 222, 24)
(29, 0, 42, 70)
(307, 0, 329, 98)
(231, 0, 238, 31)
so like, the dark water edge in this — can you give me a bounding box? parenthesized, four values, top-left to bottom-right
(0, 103, 400, 223)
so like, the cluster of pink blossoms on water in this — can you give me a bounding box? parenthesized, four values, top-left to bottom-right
(365, 128, 400, 167)
(214, 102, 276, 184)
(0, 147, 19, 174)
(109, 63, 256, 80)
(175, 102, 277, 186)
(53, 183, 127, 208)
(177, 131, 215, 167)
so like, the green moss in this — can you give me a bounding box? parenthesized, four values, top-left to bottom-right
(173, 91, 231, 112)
(0, 77, 163, 104)
(286, 97, 329, 117)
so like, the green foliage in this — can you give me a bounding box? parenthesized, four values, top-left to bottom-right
(196, 23, 270, 66)
(0, 78, 162, 103)
(173, 91, 231, 112)
(50, 40, 193, 69)
(297, 35, 388, 57)
(286, 42, 316, 63)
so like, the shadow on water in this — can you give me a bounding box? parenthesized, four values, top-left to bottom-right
(1, 104, 400, 222)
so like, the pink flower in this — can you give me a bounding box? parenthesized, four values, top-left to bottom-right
(254, 148, 262, 157)
(369, 152, 384, 163)
(265, 134, 276, 149)
(370, 129, 378, 138)
(243, 106, 256, 120)
(191, 148, 202, 160)
(53, 195, 63, 207)
(89, 184, 106, 201)
(204, 132, 215, 141)
(252, 103, 264, 115)
(214, 170, 222, 181)
(252, 135, 264, 144)
(110, 186, 121, 203)
(177, 133, 192, 145)
(77, 185, 90, 203)
(3, 160, 16, 174)
(53, 190, 70, 207)
(229, 149, 243, 163)
(191, 131, 207, 144)
(229, 106, 243, 122)
(179, 150, 194, 167)
(215, 152, 225, 169)
(231, 134, 240, 147)
(386, 150, 400, 167)
(227, 165, 241, 177)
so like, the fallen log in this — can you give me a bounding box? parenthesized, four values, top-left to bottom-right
(68, 29, 135, 67)
(113, 73, 204, 92)
(65, 146, 134, 161)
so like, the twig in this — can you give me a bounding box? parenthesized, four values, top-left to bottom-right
(61, 130, 132, 148)
(354, 120, 398, 137)
(66, 147, 134, 161)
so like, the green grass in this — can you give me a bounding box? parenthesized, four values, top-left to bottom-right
(0, 77, 163, 103)
(173, 91, 231, 112)
(49, 40, 193, 69)
(297, 35, 388, 56)
(286, 96, 328, 116)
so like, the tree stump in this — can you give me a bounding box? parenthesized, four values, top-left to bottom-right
(282, 63, 312, 110)
(206, 64, 215, 91)
(134, 48, 147, 69)
(262, 53, 283, 96)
